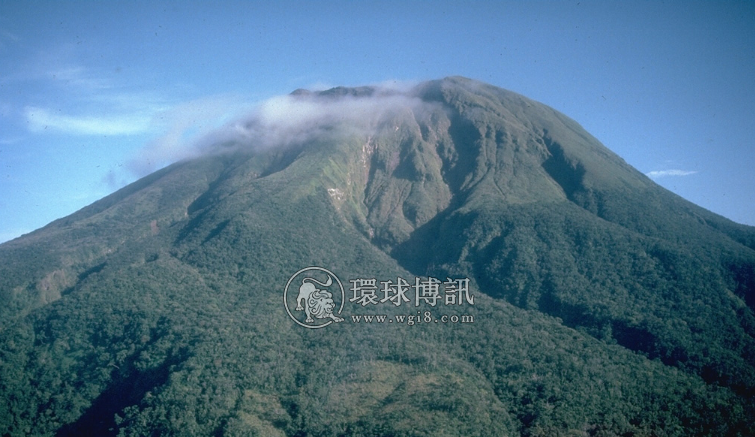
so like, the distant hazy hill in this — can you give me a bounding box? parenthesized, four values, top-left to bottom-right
(1, 77, 753, 436)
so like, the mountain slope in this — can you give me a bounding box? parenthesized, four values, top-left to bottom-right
(0, 77, 754, 436)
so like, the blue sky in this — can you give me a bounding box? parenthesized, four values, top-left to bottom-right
(1, 1, 754, 243)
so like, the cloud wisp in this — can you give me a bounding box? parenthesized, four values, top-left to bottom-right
(646, 169, 698, 179)
(24, 106, 153, 136)
(15, 60, 170, 137)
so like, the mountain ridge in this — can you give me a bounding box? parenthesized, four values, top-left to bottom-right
(1, 76, 754, 435)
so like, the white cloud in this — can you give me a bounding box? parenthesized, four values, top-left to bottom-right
(24, 106, 153, 135)
(16, 60, 171, 136)
(196, 88, 430, 153)
(121, 84, 435, 177)
(646, 169, 698, 178)
(10, 49, 173, 137)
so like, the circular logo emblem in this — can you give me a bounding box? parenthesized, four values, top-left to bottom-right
(283, 267, 345, 329)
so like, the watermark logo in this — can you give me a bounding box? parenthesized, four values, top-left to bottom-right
(283, 267, 345, 329)
(285, 267, 476, 329)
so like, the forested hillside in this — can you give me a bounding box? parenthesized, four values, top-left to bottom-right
(1, 77, 753, 436)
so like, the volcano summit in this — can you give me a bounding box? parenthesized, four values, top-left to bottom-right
(1, 77, 754, 436)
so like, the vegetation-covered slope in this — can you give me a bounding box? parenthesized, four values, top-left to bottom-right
(0, 77, 753, 436)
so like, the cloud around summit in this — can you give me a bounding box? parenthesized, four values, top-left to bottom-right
(126, 84, 430, 176)
(124, 94, 254, 177)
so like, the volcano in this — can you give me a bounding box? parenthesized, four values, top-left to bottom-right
(1, 77, 754, 436)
